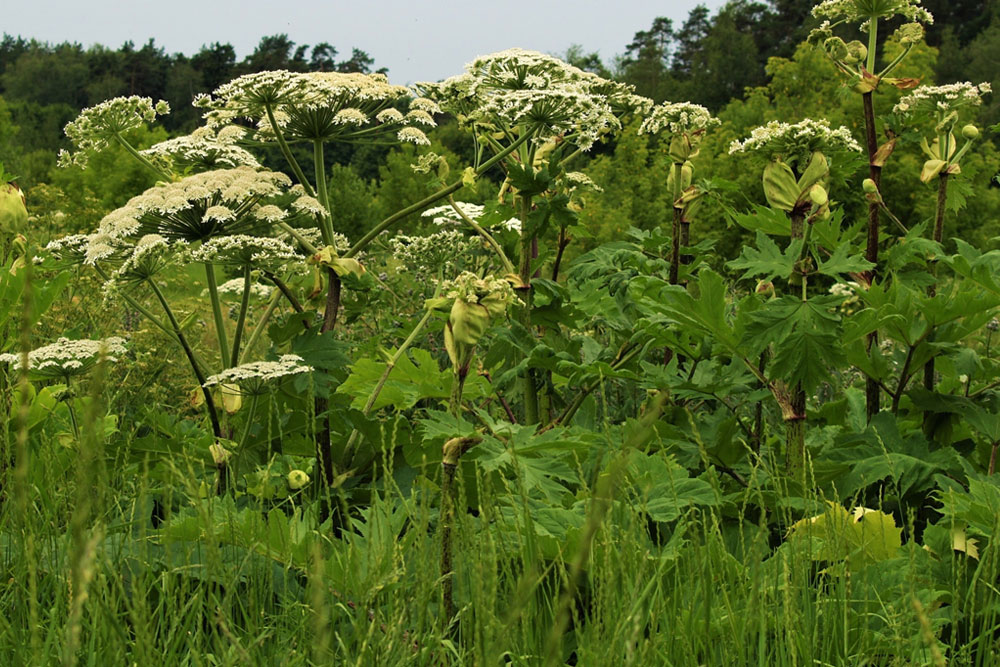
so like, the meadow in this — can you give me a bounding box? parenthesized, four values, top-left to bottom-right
(2, 1, 1000, 664)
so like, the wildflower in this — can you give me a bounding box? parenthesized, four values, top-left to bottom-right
(729, 118, 862, 168)
(198, 70, 435, 145)
(90, 167, 292, 247)
(811, 0, 933, 28)
(141, 126, 261, 172)
(389, 230, 484, 277)
(203, 354, 312, 396)
(60, 96, 170, 167)
(893, 82, 992, 116)
(216, 278, 272, 300)
(0, 337, 127, 380)
(418, 48, 648, 153)
(191, 234, 301, 270)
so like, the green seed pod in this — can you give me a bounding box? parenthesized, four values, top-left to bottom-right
(962, 124, 980, 140)
(0, 182, 27, 235)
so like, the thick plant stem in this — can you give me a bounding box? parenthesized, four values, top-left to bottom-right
(313, 140, 335, 243)
(752, 350, 768, 452)
(670, 162, 683, 285)
(786, 210, 807, 476)
(516, 194, 539, 425)
(204, 263, 231, 369)
(924, 173, 949, 392)
(322, 269, 341, 333)
(148, 280, 222, 439)
(230, 266, 252, 368)
(862, 90, 883, 421)
(439, 433, 479, 632)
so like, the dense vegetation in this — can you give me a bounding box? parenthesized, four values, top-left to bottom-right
(2, 0, 1000, 664)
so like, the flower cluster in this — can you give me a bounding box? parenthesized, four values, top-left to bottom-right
(203, 354, 312, 395)
(419, 48, 649, 151)
(89, 166, 292, 251)
(0, 337, 128, 380)
(442, 272, 519, 309)
(216, 278, 273, 300)
(811, 0, 933, 28)
(141, 125, 260, 172)
(110, 234, 185, 286)
(421, 202, 521, 231)
(729, 118, 862, 167)
(640, 102, 720, 137)
(893, 82, 992, 115)
(59, 96, 170, 168)
(191, 234, 300, 269)
(196, 70, 433, 146)
(389, 230, 485, 277)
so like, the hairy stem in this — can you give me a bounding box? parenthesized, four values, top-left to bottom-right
(113, 134, 173, 181)
(670, 162, 683, 285)
(517, 193, 539, 425)
(862, 89, 883, 421)
(924, 173, 949, 392)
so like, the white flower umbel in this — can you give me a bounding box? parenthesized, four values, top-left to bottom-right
(44, 234, 93, 267)
(90, 166, 292, 248)
(894, 82, 992, 115)
(199, 70, 436, 145)
(202, 354, 312, 396)
(422, 202, 522, 233)
(216, 278, 273, 300)
(0, 337, 127, 380)
(640, 102, 720, 137)
(811, 0, 933, 28)
(59, 96, 170, 168)
(191, 234, 301, 270)
(109, 234, 186, 286)
(418, 48, 649, 152)
(389, 230, 484, 277)
(141, 126, 261, 172)
(561, 172, 604, 193)
(729, 118, 862, 167)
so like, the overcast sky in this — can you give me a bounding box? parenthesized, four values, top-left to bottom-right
(6, 0, 725, 84)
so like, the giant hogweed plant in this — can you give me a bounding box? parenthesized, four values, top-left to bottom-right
(22, 30, 1000, 650)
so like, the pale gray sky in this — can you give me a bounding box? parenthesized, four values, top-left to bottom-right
(6, 0, 724, 84)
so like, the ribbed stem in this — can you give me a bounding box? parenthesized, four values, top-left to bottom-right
(862, 90, 883, 421)
(204, 263, 231, 369)
(229, 265, 252, 368)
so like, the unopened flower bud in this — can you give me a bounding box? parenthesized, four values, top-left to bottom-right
(809, 184, 828, 207)
(209, 442, 232, 465)
(846, 41, 867, 64)
(862, 178, 878, 194)
(823, 37, 849, 61)
(287, 470, 310, 489)
(755, 280, 775, 297)
(962, 124, 980, 140)
(897, 23, 924, 46)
